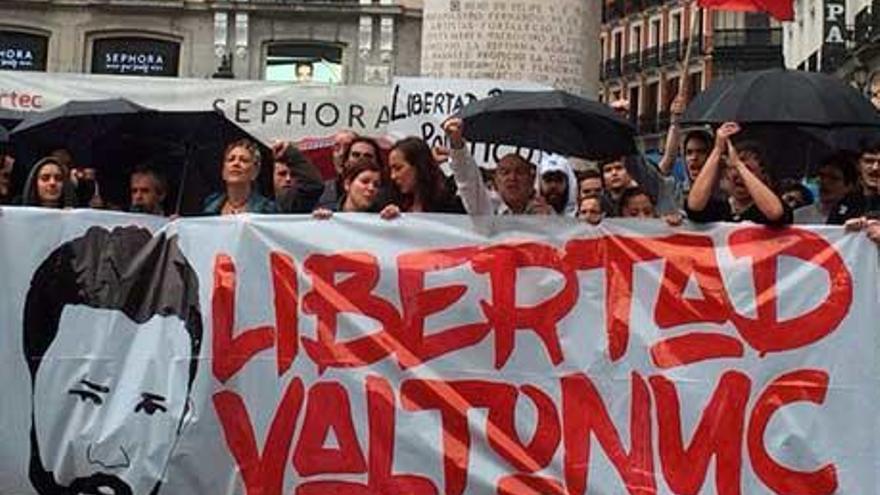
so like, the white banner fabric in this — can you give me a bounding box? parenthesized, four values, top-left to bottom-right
(0, 208, 878, 495)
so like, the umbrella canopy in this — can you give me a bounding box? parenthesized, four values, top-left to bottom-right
(681, 69, 880, 127)
(0, 108, 28, 130)
(729, 124, 879, 179)
(458, 90, 637, 161)
(11, 98, 273, 214)
(0, 124, 8, 145)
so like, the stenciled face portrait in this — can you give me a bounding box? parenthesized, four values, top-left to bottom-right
(23, 226, 202, 495)
(33, 305, 191, 495)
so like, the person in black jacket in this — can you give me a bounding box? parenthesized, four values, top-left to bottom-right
(686, 122, 792, 225)
(272, 141, 325, 213)
(827, 141, 880, 224)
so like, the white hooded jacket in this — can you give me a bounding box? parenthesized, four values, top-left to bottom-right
(536, 153, 579, 216)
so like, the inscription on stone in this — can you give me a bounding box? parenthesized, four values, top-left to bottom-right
(421, 0, 596, 92)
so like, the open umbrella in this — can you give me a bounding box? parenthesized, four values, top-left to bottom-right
(726, 124, 880, 179)
(681, 69, 880, 127)
(0, 124, 8, 146)
(11, 98, 272, 214)
(0, 108, 27, 130)
(458, 90, 637, 161)
(680, 69, 880, 178)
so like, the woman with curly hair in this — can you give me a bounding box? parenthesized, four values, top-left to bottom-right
(203, 138, 277, 215)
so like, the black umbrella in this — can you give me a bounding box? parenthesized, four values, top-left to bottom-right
(681, 69, 880, 127)
(729, 124, 879, 179)
(458, 90, 637, 160)
(11, 98, 273, 214)
(0, 108, 27, 130)
(0, 124, 8, 145)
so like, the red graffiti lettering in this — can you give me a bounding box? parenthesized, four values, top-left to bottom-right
(747, 369, 837, 495)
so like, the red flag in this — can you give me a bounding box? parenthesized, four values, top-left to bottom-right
(698, 0, 794, 21)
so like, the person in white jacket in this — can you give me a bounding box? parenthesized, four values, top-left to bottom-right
(535, 153, 578, 216)
(442, 117, 552, 216)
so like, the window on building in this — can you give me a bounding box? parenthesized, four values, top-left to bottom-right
(650, 19, 661, 47)
(264, 42, 343, 84)
(631, 25, 642, 53)
(613, 31, 623, 60)
(0, 30, 48, 71)
(629, 86, 640, 126)
(670, 12, 682, 42)
(91, 37, 180, 77)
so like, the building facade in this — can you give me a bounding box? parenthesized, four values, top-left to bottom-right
(598, 0, 784, 150)
(781, 0, 879, 105)
(0, 0, 423, 85)
(783, 0, 870, 72)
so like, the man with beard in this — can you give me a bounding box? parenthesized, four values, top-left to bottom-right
(827, 142, 880, 224)
(23, 226, 203, 495)
(129, 167, 168, 216)
(442, 117, 552, 215)
(536, 154, 578, 216)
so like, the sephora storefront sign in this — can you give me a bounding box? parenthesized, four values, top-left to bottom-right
(92, 37, 180, 77)
(0, 31, 48, 71)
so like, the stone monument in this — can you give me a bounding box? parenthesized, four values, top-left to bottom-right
(420, 0, 599, 95)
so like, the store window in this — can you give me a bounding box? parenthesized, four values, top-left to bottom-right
(264, 43, 343, 84)
(0, 30, 48, 71)
(91, 37, 180, 77)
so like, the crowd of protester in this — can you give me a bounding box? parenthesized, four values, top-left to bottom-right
(1, 97, 879, 245)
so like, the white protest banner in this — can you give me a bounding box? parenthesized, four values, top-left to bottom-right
(1, 208, 878, 494)
(388, 76, 549, 167)
(0, 70, 390, 141)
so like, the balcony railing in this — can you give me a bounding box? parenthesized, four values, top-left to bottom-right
(604, 58, 622, 79)
(643, 46, 660, 68)
(623, 52, 642, 73)
(713, 28, 782, 48)
(680, 36, 704, 57)
(661, 40, 681, 64)
(712, 28, 784, 74)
